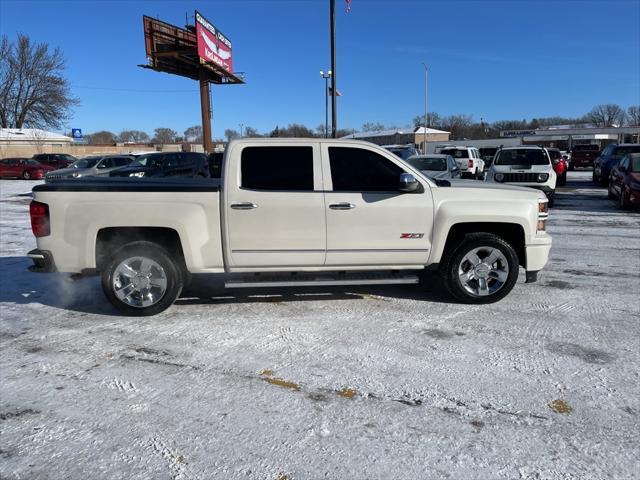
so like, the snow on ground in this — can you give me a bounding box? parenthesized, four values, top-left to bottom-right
(1, 173, 639, 479)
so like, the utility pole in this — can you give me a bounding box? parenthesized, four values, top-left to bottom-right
(199, 70, 213, 153)
(239, 123, 244, 137)
(330, 0, 337, 138)
(320, 70, 332, 138)
(422, 62, 428, 154)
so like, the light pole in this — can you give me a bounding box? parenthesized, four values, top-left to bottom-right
(320, 70, 332, 138)
(422, 62, 429, 154)
(239, 123, 244, 137)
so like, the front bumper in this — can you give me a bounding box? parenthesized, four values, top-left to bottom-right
(27, 249, 57, 273)
(526, 234, 552, 272)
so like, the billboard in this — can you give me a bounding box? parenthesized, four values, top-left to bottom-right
(195, 11, 233, 75)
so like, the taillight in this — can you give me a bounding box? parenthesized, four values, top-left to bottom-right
(468, 160, 473, 169)
(30, 201, 50, 237)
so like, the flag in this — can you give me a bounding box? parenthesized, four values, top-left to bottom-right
(328, 87, 342, 97)
(346, 0, 351, 13)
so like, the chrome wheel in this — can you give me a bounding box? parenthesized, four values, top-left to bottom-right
(112, 256, 167, 308)
(457, 246, 509, 297)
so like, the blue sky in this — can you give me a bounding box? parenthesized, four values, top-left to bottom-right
(1, 0, 639, 138)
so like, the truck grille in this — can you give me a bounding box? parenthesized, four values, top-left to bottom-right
(502, 172, 540, 183)
(45, 174, 66, 182)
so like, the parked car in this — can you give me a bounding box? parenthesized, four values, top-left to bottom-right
(569, 144, 600, 170)
(608, 153, 640, 209)
(561, 152, 571, 170)
(0, 158, 54, 180)
(383, 145, 418, 160)
(45, 155, 134, 182)
(547, 148, 567, 186)
(31, 153, 77, 170)
(485, 146, 557, 206)
(439, 146, 485, 179)
(593, 144, 640, 185)
(28, 138, 552, 316)
(109, 152, 210, 178)
(405, 154, 461, 180)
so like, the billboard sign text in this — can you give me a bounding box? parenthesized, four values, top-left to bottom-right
(195, 11, 233, 75)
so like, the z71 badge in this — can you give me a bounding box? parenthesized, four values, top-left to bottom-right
(400, 233, 424, 239)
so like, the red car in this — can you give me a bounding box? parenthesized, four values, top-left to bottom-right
(608, 153, 640, 209)
(547, 148, 567, 186)
(0, 158, 54, 180)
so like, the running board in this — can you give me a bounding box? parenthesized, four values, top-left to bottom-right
(225, 272, 420, 289)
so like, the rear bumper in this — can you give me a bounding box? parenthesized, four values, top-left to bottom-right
(27, 249, 57, 273)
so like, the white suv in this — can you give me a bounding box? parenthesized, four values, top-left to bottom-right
(485, 146, 557, 206)
(439, 146, 485, 179)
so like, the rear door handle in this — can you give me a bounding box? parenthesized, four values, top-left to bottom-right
(329, 202, 356, 210)
(230, 202, 258, 210)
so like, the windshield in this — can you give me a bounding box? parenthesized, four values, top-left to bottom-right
(547, 150, 562, 160)
(631, 155, 640, 172)
(614, 145, 640, 157)
(131, 154, 163, 167)
(70, 157, 101, 169)
(407, 156, 447, 171)
(494, 149, 549, 166)
(387, 148, 416, 160)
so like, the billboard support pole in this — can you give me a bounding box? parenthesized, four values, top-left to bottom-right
(199, 69, 213, 153)
(330, 0, 337, 138)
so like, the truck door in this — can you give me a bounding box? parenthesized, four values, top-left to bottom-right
(224, 143, 326, 268)
(321, 144, 433, 267)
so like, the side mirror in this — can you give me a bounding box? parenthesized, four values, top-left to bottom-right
(399, 172, 419, 192)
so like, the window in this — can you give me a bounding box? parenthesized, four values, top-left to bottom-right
(494, 149, 549, 166)
(329, 147, 404, 192)
(241, 146, 314, 191)
(114, 157, 131, 167)
(440, 148, 469, 159)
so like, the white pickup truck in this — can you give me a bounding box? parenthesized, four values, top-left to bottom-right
(28, 138, 552, 316)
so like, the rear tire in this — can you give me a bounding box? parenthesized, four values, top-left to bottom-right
(557, 172, 566, 186)
(22, 171, 31, 180)
(619, 189, 629, 210)
(607, 182, 616, 199)
(101, 241, 183, 316)
(439, 233, 519, 304)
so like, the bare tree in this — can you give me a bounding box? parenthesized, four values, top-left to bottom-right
(584, 104, 626, 127)
(184, 125, 203, 143)
(412, 112, 442, 128)
(118, 130, 149, 143)
(244, 126, 260, 137)
(362, 122, 385, 132)
(0, 34, 78, 129)
(224, 129, 240, 142)
(87, 130, 117, 145)
(626, 106, 640, 126)
(152, 128, 177, 144)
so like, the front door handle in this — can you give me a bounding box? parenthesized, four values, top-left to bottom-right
(329, 202, 356, 210)
(230, 202, 258, 210)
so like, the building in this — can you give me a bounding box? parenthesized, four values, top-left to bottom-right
(341, 127, 450, 150)
(0, 128, 73, 158)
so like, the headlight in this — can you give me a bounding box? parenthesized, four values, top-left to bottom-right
(536, 173, 549, 182)
(129, 172, 145, 178)
(494, 173, 504, 182)
(71, 172, 81, 178)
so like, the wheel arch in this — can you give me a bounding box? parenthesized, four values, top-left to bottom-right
(95, 227, 186, 272)
(434, 222, 527, 268)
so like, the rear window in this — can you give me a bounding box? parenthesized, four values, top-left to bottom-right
(387, 147, 417, 160)
(572, 145, 599, 152)
(241, 146, 314, 191)
(440, 148, 469, 159)
(407, 156, 447, 171)
(494, 149, 549, 166)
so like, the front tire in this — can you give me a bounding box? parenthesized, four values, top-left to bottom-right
(439, 233, 520, 304)
(101, 241, 183, 316)
(22, 171, 31, 180)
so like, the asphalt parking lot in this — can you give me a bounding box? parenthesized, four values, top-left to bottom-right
(1, 171, 639, 479)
